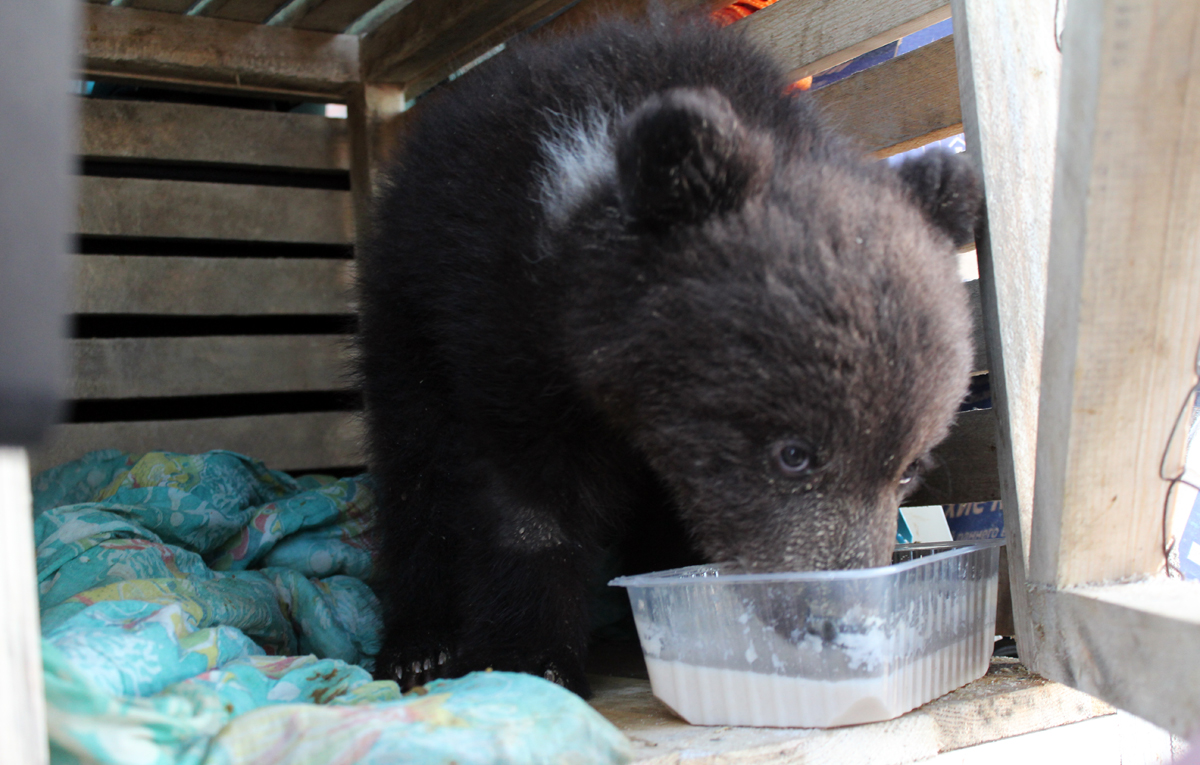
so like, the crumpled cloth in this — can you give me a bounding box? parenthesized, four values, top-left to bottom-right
(33, 449, 630, 765)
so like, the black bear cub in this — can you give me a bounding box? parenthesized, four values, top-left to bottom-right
(357, 10, 982, 697)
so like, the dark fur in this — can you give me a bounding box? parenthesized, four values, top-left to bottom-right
(357, 12, 982, 697)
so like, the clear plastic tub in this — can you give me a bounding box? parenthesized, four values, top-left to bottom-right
(609, 540, 1002, 728)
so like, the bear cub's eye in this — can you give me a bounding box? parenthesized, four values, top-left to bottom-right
(774, 441, 813, 475)
(899, 460, 923, 486)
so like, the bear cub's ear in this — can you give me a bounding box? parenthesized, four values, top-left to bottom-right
(895, 150, 984, 248)
(616, 87, 772, 230)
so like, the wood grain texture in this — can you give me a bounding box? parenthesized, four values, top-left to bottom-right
(906, 408, 999, 507)
(1029, 0, 1200, 589)
(69, 336, 352, 399)
(360, 0, 572, 86)
(0, 449, 49, 765)
(73, 256, 355, 315)
(1028, 580, 1200, 737)
(739, 0, 950, 82)
(124, 0, 197, 12)
(80, 99, 351, 171)
(82, 4, 360, 98)
(77, 176, 355, 244)
(589, 659, 1113, 764)
(950, 0, 1062, 664)
(812, 35, 960, 157)
(30, 411, 364, 475)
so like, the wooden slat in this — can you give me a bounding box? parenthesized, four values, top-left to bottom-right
(1029, 581, 1200, 737)
(738, 0, 950, 82)
(70, 336, 351, 399)
(80, 99, 351, 171)
(30, 411, 364, 475)
(82, 4, 360, 98)
(906, 408, 999, 507)
(201, 0, 291, 24)
(360, 0, 574, 86)
(951, 0, 1062, 663)
(965, 279, 987, 375)
(813, 34, 960, 157)
(74, 256, 354, 315)
(0, 449, 49, 765)
(589, 659, 1116, 763)
(1028, 0, 1200, 589)
(124, 0, 196, 12)
(285, 0, 389, 33)
(77, 176, 354, 243)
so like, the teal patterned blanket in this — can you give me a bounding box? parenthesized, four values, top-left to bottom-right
(33, 450, 630, 765)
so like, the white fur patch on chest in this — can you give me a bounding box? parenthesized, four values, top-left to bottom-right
(538, 105, 619, 226)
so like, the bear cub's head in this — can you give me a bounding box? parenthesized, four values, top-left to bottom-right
(560, 87, 983, 573)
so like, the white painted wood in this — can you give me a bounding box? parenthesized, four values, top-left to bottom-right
(80, 99, 352, 171)
(739, 0, 950, 81)
(77, 176, 355, 244)
(0, 449, 48, 765)
(69, 336, 352, 399)
(1028, 580, 1200, 737)
(950, 0, 1062, 664)
(73, 256, 355, 315)
(30, 411, 363, 476)
(1029, 0, 1200, 589)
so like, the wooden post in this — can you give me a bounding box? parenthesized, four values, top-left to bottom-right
(0, 449, 48, 765)
(348, 82, 407, 246)
(950, 0, 1063, 664)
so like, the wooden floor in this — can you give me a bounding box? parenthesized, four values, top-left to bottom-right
(584, 650, 1166, 764)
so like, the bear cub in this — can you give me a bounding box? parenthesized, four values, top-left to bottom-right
(357, 11, 982, 698)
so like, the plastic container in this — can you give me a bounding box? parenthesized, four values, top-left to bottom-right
(609, 540, 1002, 728)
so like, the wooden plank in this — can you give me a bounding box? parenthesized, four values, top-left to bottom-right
(950, 0, 1062, 664)
(74, 256, 355, 315)
(82, 4, 360, 99)
(348, 83, 407, 237)
(0, 449, 49, 765)
(284, 0, 389, 33)
(124, 0, 196, 12)
(738, 0, 950, 82)
(80, 98, 351, 171)
(1028, 0, 1200, 589)
(812, 34, 960, 158)
(201, 0, 291, 24)
(69, 336, 351, 399)
(360, 0, 573, 86)
(1028, 580, 1200, 736)
(29, 411, 364, 475)
(965, 279, 987, 375)
(589, 659, 1113, 763)
(77, 176, 354, 244)
(906, 408, 999, 507)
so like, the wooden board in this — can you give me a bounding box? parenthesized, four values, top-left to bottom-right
(73, 256, 354, 315)
(1028, 0, 1200, 589)
(77, 176, 355, 244)
(282, 0, 388, 33)
(739, 0, 950, 82)
(1029, 580, 1200, 737)
(0, 449, 48, 765)
(950, 0, 1062, 663)
(69, 336, 351, 399)
(30, 411, 364, 475)
(82, 4, 360, 98)
(906, 408, 999, 507)
(80, 99, 351, 171)
(124, 0, 198, 12)
(589, 659, 1113, 763)
(201, 0, 292, 24)
(812, 34, 960, 158)
(360, 0, 572, 85)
